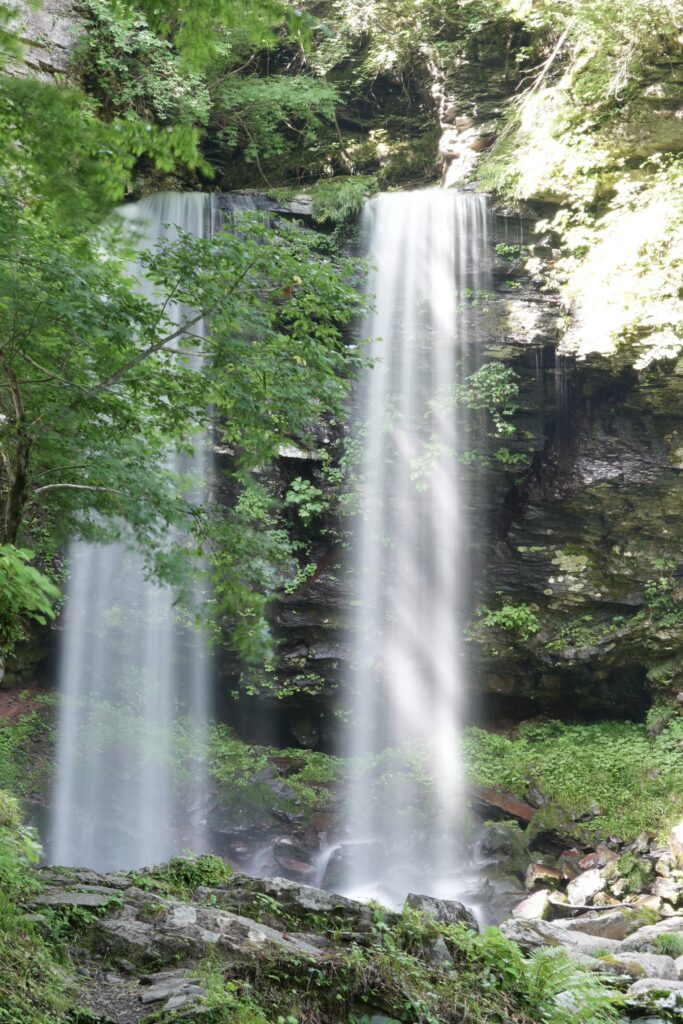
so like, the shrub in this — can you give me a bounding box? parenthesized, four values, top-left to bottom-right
(133, 854, 233, 897)
(654, 933, 683, 958)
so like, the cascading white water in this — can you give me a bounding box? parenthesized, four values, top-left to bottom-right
(51, 193, 212, 871)
(340, 190, 491, 907)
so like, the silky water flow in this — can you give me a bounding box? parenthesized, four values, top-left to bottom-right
(338, 190, 492, 910)
(51, 193, 213, 871)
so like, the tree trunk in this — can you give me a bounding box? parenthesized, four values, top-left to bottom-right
(3, 432, 31, 545)
(1, 360, 31, 546)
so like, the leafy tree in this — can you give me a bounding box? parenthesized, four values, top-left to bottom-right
(0, 547, 60, 677)
(0, 1, 368, 657)
(131, 0, 299, 65)
(0, 188, 366, 651)
(76, 0, 212, 126)
(209, 74, 340, 185)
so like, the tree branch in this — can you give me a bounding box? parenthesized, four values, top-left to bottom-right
(32, 483, 123, 496)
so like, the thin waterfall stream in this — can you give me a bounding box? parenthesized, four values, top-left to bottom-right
(50, 193, 213, 871)
(339, 190, 491, 909)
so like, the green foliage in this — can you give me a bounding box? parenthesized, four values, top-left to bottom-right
(284, 478, 327, 527)
(495, 243, 522, 258)
(463, 718, 683, 841)
(207, 726, 340, 819)
(132, 853, 233, 898)
(190, 903, 621, 1024)
(544, 611, 628, 654)
(284, 561, 317, 595)
(654, 932, 683, 958)
(211, 75, 339, 185)
(493, 446, 529, 467)
(77, 0, 212, 126)
(0, 792, 71, 1024)
(0, 706, 53, 797)
(523, 947, 620, 1023)
(0, 145, 367, 653)
(454, 363, 520, 438)
(478, 2, 683, 365)
(309, 0, 512, 89)
(469, 602, 540, 642)
(614, 851, 654, 894)
(644, 570, 682, 629)
(0, 548, 59, 658)
(132, 0, 293, 67)
(310, 176, 378, 229)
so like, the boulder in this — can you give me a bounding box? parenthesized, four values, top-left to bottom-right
(626, 977, 683, 1014)
(669, 822, 683, 869)
(195, 874, 387, 933)
(556, 849, 584, 879)
(512, 889, 551, 921)
(500, 917, 620, 954)
(578, 845, 618, 871)
(470, 787, 536, 824)
(404, 893, 478, 931)
(524, 863, 563, 891)
(606, 953, 678, 981)
(479, 824, 521, 855)
(552, 908, 633, 941)
(620, 916, 683, 952)
(652, 877, 682, 905)
(32, 890, 119, 910)
(635, 894, 663, 914)
(675, 954, 683, 979)
(99, 903, 325, 965)
(566, 869, 606, 906)
(139, 970, 206, 1009)
(654, 854, 674, 878)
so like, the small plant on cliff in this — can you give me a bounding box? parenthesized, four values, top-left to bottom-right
(469, 601, 540, 642)
(644, 570, 682, 628)
(311, 176, 378, 231)
(454, 363, 520, 438)
(284, 478, 327, 528)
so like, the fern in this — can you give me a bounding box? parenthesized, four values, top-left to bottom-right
(525, 948, 622, 1024)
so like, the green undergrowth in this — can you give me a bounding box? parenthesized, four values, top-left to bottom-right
(161, 909, 622, 1024)
(208, 725, 341, 820)
(0, 701, 54, 797)
(463, 718, 683, 841)
(0, 791, 72, 1024)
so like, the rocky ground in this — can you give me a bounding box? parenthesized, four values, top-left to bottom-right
(27, 831, 683, 1023)
(29, 866, 476, 1023)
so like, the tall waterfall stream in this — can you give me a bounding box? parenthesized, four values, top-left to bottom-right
(50, 189, 491, 904)
(50, 193, 214, 871)
(340, 191, 491, 910)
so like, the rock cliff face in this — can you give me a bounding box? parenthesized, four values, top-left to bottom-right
(7, 0, 82, 79)
(476, 351, 683, 719)
(256, 201, 683, 732)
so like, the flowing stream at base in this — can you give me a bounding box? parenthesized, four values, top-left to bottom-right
(340, 190, 491, 909)
(50, 193, 213, 871)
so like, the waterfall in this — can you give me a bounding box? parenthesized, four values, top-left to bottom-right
(50, 193, 212, 871)
(340, 190, 491, 907)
